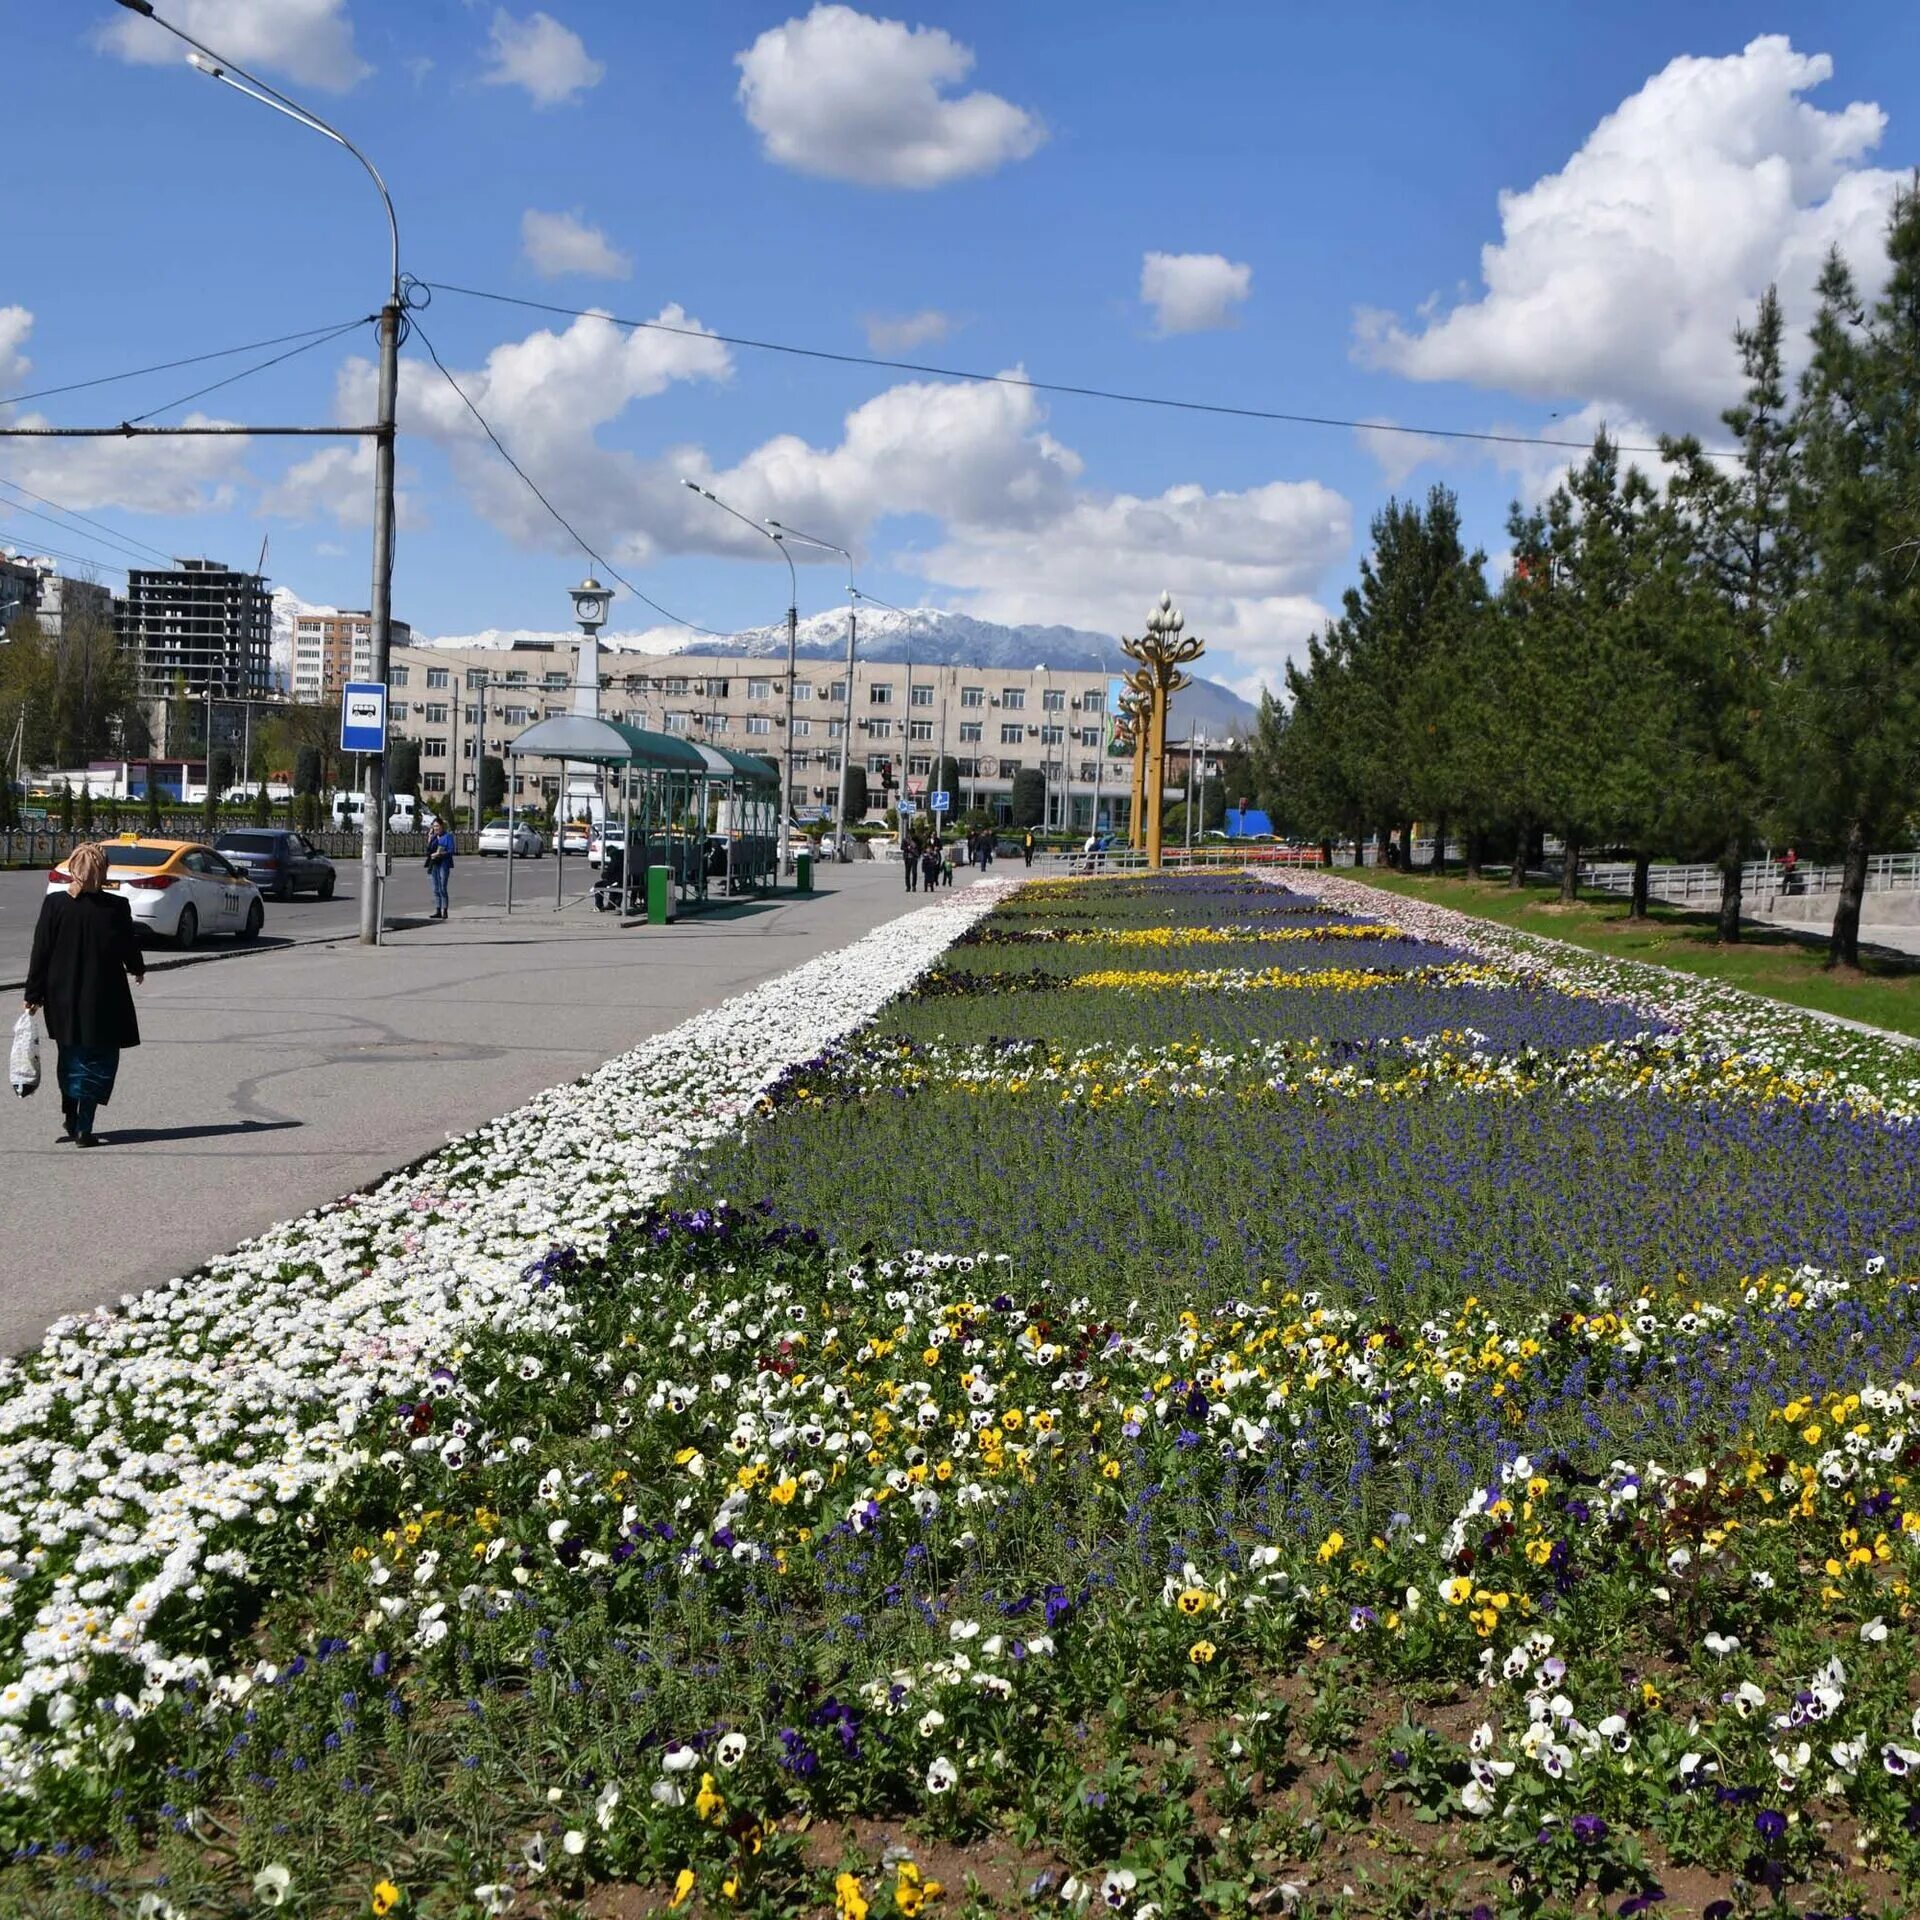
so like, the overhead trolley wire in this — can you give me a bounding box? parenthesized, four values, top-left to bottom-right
(0, 317, 374, 412)
(419, 279, 1742, 463)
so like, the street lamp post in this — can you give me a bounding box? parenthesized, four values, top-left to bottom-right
(767, 521, 856, 854)
(116, 0, 401, 945)
(683, 481, 797, 875)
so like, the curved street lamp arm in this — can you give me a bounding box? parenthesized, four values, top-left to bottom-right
(113, 0, 398, 299)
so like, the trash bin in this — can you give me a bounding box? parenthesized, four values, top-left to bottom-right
(647, 863, 673, 925)
(796, 850, 813, 892)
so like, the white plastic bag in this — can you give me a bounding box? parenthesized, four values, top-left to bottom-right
(10, 1009, 40, 1099)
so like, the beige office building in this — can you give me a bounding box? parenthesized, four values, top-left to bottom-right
(386, 638, 1134, 828)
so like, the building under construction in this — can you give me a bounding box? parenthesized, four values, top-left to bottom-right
(118, 557, 272, 701)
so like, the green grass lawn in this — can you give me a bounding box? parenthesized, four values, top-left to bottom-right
(1359, 866, 1920, 1040)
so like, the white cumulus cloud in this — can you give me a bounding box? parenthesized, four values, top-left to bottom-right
(1140, 252, 1253, 336)
(0, 309, 246, 526)
(480, 9, 604, 108)
(865, 310, 955, 353)
(93, 0, 369, 91)
(520, 208, 631, 279)
(736, 5, 1044, 188)
(1353, 35, 1902, 428)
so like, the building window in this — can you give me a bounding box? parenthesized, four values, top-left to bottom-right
(748, 678, 773, 700)
(1078, 725, 1102, 747)
(868, 683, 893, 705)
(702, 679, 729, 699)
(664, 711, 690, 734)
(424, 703, 448, 725)
(793, 681, 812, 700)
(389, 701, 408, 723)
(504, 670, 528, 685)
(1042, 687, 1065, 712)
(465, 669, 488, 690)
(422, 771, 446, 793)
(391, 665, 410, 687)
(503, 706, 528, 725)
(1000, 723, 1024, 745)
(998, 757, 1020, 776)
(957, 757, 979, 778)
(908, 719, 933, 742)
(1079, 761, 1098, 782)
(1040, 723, 1064, 746)
(908, 754, 931, 776)
(827, 718, 846, 739)
(1082, 688, 1104, 713)
(664, 677, 688, 697)
(959, 720, 982, 744)
(911, 684, 933, 707)
(823, 679, 846, 702)
(544, 671, 567, 689)
(424, 738, 448, 759)
(960, 685, 984, 708)
(866, 753, 891, 775)
(425, 668, 449, 689)
(868, 718, 894, 739)
(792, 717, 812, 737)
(745, 715, 771, 735)
(1001, 687, 1025, 710)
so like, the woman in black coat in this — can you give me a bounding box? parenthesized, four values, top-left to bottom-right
(24, 842, 144, 1147)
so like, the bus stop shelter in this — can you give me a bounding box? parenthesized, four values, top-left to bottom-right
(502, 714, 779, 918)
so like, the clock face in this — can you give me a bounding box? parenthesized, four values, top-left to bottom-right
(576, 595, 609, 624)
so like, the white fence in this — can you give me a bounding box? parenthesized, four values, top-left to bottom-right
(1580, 854, 1920, 906)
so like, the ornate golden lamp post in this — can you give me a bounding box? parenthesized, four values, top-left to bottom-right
(1121, 592, 1204, 870)
(1116, 678, 1153, 850)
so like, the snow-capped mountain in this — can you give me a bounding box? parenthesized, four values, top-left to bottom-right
(419, 605, 1259, 737)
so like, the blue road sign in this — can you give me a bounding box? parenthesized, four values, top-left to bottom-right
(929, 790, 951, 813)
(340, 681, 388, 756)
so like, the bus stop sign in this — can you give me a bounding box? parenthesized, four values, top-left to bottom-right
(340, 682, 388, 756)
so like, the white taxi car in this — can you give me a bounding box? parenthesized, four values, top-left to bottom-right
(49, 838, 265, 949)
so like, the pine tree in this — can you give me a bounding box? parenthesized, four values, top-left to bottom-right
(1781, 188, 1920, 969)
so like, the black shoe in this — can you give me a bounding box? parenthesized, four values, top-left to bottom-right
(75, 1133, 99, 1149)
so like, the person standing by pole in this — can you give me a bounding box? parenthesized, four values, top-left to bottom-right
(23, 843, 144, 1149)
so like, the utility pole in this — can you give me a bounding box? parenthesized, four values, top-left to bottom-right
(836, 601, 856, 842)
(361, 293, 399, 940)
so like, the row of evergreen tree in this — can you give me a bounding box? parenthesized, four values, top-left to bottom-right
(1250, 185, 1920, 967)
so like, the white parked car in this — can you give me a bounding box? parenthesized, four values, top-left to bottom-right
(50, 838, 264, 949)
(554, 821, 591, 856)
(587, 825, 626, 869)
(476, 820, 544, 858)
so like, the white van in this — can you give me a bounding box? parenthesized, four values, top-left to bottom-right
(332, 790, 422, 833)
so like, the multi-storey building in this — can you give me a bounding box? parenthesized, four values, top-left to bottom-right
(118, 557, 272, 701)
(290, 609, 414, 702)
(34, 569, 114, 644)
(385, 639, 1152, 827)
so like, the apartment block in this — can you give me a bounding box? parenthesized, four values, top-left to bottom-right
(290, 609, 414, 702)
(385, 639, 1140, 826)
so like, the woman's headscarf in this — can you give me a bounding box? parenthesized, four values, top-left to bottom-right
(66, 842, 109, 896)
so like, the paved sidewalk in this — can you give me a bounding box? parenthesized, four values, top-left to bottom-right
(0, 869, 921, 1354)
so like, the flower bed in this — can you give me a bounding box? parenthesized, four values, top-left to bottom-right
(6, 868, 1920, 1919)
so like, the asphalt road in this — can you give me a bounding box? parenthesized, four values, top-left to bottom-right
(0, 848, 610, 988)
(0, 863, 920, 1355)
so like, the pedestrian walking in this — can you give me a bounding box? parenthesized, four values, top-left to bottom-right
(1781, 846, 1801, 895)
(1022, 829, 1035, 868)
(23, 842, 145, 1149)
(941, 846, 955, 887)
(426, 816, 456, 919)
(920, 842, 942, 891)
(902, 837, 919, 892)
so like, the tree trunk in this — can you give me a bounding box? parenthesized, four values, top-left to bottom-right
(1509, 821, 1528, 889)
(1430, 815, 1448, 874)
(1317, 837, 1333, 870)
(1629, 852, 1651, 920)
(1397, 818, 1414, 873)
(1374, 826, 1390, 869)
(1558, 833, 1580, 905)
(1464, 829, 1483, 882)
(1828, 820, 1870, 970)
(1715, 831, 1744, 944)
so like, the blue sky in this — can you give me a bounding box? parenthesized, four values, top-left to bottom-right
(5, 2, 1918, 697)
